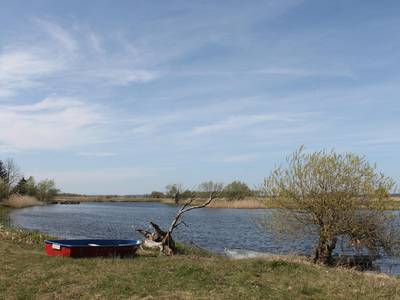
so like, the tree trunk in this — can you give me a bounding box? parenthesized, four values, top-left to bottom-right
(136, 191, 220, 256)
(137, 222, 177, 255)
(313, 237, 337, 265)
(174, 192, 180, 204)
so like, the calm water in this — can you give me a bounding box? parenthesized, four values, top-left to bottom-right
(9, 202, 400, 275)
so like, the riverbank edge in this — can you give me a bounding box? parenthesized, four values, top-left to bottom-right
(1, 203, 397, 273)
(55, 195, 400, 210)
(4, 194, 399, 210)
(55, 196, 275, 209)
(1, 204, 400, 299)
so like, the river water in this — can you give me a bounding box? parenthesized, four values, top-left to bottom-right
(9, 202, 400, 275)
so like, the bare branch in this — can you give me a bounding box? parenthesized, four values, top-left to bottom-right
(136, 190, 220, 255)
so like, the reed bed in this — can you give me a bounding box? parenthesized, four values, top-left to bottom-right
(3, 195, 43, 208)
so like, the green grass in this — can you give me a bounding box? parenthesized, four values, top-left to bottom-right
(0, 204, 10, 225)
(1, 205, 400, 299)
(1, 239, 399, 299)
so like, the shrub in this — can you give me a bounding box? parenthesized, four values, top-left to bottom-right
(263, 146, 398, 265)
(36, 179, 59, 202)
(223, 181, 252, 200)
(149, 191, 165, 198)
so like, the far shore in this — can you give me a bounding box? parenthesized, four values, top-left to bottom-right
(2, 194, 400, 210)
(55, 195, 400, 209)
(55, 195, 278, 209)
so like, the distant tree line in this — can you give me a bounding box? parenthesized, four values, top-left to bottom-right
(0, 159, 59, 202)
(147, 180, 257, 202)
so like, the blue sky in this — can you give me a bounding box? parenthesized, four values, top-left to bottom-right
(0, 0, 399, 194)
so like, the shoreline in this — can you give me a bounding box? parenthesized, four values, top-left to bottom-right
(3, 194, 400, 211)
(1, 205, 400, 299)
(0, 204, 394, 272)
(54, 195, 400, 210)
(55, 196, 276, 209)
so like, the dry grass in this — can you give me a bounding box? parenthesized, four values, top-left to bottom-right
(160, 197, 276, 209)
(55, 195, 159, 203)
(159, 198, 178, 205)
(209, 198, 275, 209)
(3, 194, 43, 208)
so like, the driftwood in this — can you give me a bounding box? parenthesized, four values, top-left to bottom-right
(136, 191, 219, 255)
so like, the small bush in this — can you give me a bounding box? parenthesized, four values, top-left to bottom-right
(223, 181, 253, 200)
(36, 179, 59, 202)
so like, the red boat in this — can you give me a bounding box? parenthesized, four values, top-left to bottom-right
(45, 239, 142, 258)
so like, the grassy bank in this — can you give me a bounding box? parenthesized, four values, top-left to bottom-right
(1, 206, 400, 299)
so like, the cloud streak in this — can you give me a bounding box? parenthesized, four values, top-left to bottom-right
(217, 154, 258, 163)
(1, 18, 159, 99)
(249, 68, 357, 79)
(34, 18, 79, 52)
(0, 97, 106, 151)
(192, 113, 305, 135)
(0, 50, 63, 98)
(78, 152, 116, 157)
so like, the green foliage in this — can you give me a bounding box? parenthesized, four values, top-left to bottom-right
(25, 176, 37, 197)
(174, 242, 212, 257)
(198, 181, 224, 193)
(0, 159, 60, 202)
(149, 191, 165, 198)
(14, 177, 28, 195)
(0, 180, 7, 201)
(223, 181, 253, 200)
(0, 161, 7, 182)
(35, 179, 59, 202)
(165, 183, 183, 197)
(180, 189, 193, 200)
(0, 160, 11, 200)
(0, 159, 21, 199)
(264, 146, 398, 264)
(197, 181, 224, 198)
(165, 183, 184, 203)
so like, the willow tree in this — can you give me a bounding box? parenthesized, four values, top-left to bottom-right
(264, 147, 398, 265)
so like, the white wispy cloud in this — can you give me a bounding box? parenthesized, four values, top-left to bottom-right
(0, 97, 106, 151)
(34, 18, 78, 52)
(168, 67, 356, 80)
(85, 69, 158, 86)
(33, 168, 156, 182)
(1, 18, 158, 99)
(0, 50, 63, 98)
(78, 152, 116, 157)
(88, 32, 104, 53)
(218, 154, 258, 163)
(192, 113, 299, 135)
(249, 68, 356, 79)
